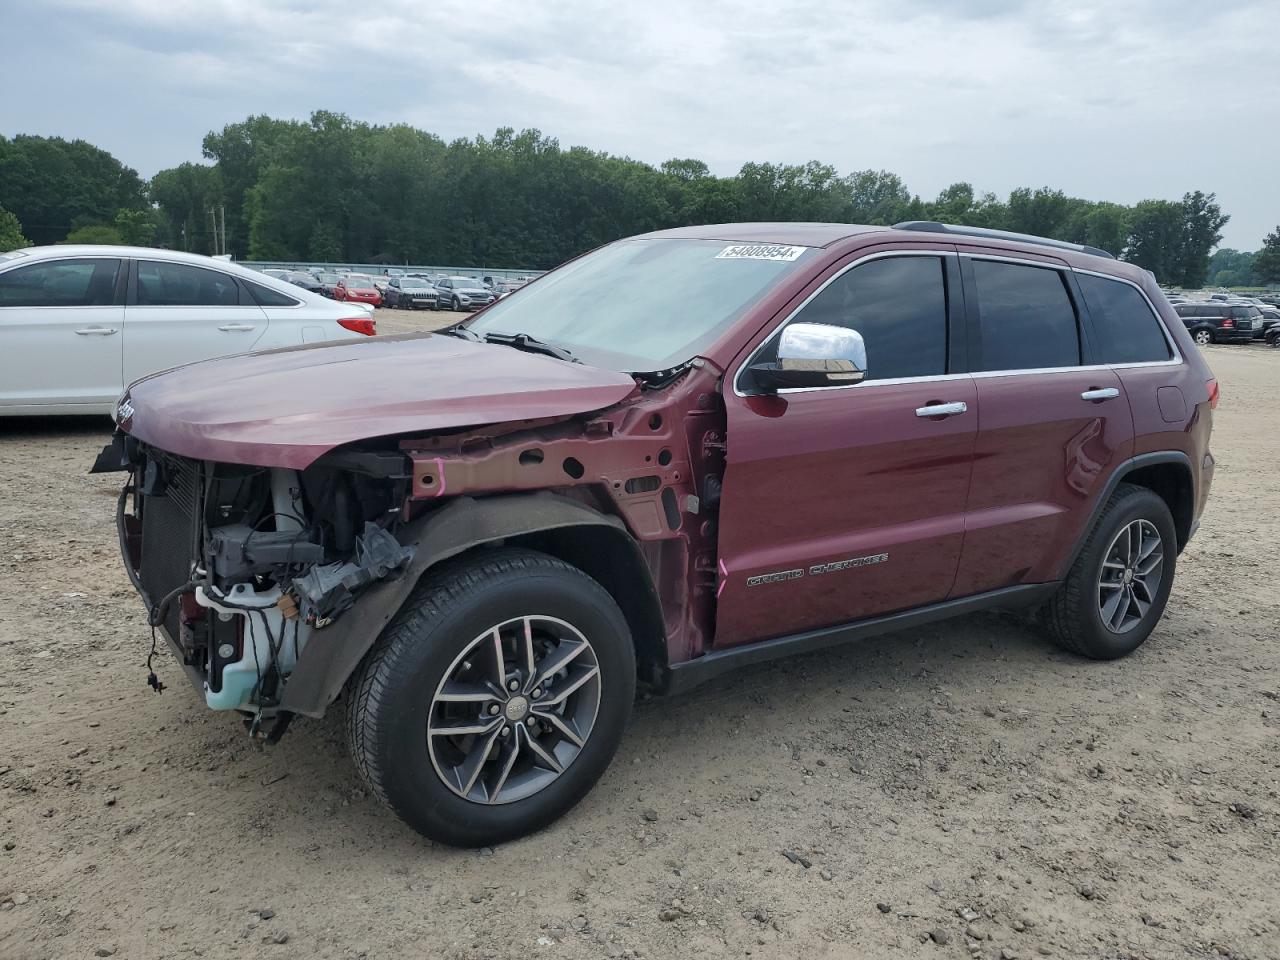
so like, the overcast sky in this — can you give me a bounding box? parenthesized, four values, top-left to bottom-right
(7, 0, 1278, 250)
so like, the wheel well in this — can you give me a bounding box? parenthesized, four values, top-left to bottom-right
(503, 526, 668, 682)
(1119, 461, 1194, 550)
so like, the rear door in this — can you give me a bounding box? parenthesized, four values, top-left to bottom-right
(716, 247, 977, 647)
(123, 259, 269, 383)
(0, 256, 125, 410)
(950, 252, 1134, 597)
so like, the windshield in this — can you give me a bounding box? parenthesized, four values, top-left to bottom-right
(465, 238, 813, 370)
(449, 277, 485, 288)
(318, 273, 339, 283)
(402, 279, 431, 289)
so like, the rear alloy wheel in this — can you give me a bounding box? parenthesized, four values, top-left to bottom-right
(1193, 329, 1213, 346)
(347, 549, 635, 846)
(1041, 483, 1176, 659)
(1096, 519, 1164, 634)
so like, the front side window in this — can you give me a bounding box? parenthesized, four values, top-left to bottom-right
(1077, 274, 1171, 364)
(762, 255, 948, 382)
(0, 258, 120, 307)
(137, 261, 241, 307)
(972, 260, 1080, 372)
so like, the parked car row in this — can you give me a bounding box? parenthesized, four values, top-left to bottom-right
(263, 266, 526, 312)
(1173, 300, 1280, 346)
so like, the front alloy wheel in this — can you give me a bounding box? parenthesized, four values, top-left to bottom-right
(428, 616, 601, 804)
(1193, 329, 1213, 346)
(346, 549, 635, 846)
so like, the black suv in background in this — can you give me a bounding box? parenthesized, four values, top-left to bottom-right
(1174, 302, 1262, 345)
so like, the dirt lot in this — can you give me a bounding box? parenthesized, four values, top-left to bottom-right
(2, 325, 1278, 960)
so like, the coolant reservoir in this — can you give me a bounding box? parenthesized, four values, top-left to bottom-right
(196, 583, 310, 711)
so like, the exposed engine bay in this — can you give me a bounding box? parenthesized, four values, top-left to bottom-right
(101, 434, 415, 732)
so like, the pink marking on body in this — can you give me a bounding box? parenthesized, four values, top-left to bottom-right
(432, 457, 447, 497)
(717, 558, 727, 598)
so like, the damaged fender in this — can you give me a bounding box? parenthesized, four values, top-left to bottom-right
(280, 490, 661, 718)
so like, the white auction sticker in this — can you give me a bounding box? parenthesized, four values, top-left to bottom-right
(715, 243, 807, 262)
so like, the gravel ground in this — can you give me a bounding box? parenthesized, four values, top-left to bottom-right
(1, 330, 1278, 960)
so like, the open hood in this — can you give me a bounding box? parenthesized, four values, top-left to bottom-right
(119, 332, 638, 468)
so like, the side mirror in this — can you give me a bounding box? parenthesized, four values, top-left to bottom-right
(748, 322, 867, 392)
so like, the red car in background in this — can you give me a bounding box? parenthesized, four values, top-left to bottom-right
(334, 274, 383, 306)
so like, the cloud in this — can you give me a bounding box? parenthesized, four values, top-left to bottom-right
(7, 0, 1278, 248)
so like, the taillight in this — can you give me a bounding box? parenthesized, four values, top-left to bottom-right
(1222, 319, 1234, 328)
(1207, 378, 1220, 409)
(338, 317, 376, 336)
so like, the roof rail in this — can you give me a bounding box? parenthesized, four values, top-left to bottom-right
(892, 221, 1117, 260)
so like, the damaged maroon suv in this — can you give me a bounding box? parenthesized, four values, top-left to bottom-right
(96, 221, 1216, 846)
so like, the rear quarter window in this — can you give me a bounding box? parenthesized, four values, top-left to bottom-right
(1076, 274, 1172, 364)
(243, 278, 301, 307)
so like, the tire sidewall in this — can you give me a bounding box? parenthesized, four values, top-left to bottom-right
(1077, 489, 1177, 658)
(368, 560, 635, 846)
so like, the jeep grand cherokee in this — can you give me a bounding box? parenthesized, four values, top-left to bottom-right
(94, 221, 1216, 846)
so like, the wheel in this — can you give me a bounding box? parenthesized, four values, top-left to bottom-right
(346, 548, 636, 846)
(1193, 329, 1213, 346)
(1041, 483, 1176, 659)
(452, 296, 461, 311)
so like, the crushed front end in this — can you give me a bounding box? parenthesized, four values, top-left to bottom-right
(99, 433, 414, 735)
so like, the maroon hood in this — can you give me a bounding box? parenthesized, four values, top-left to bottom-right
(120, 333, 638, 468)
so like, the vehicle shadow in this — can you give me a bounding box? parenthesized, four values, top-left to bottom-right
(257, 604, 1063, 859)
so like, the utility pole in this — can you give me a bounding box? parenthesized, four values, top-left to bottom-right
(219, 203, 226, 257)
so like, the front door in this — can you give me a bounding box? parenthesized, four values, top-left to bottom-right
(0, 256, 124, 409)
(715, 250, 977, 647)
(123, 259, 268, 384)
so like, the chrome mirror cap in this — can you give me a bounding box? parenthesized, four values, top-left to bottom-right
(776, 322, 867, 384)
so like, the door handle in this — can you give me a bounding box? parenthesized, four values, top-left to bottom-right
(74, 326, 118, 336)
(915, 401, 968, 418)
(1081, 387, 1120, 401)
(218, 323, 257, 332)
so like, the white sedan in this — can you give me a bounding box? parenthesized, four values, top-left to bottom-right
(0, 246, 375, 415)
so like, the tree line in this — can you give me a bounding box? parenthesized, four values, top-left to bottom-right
(1, 113, 1276, 288)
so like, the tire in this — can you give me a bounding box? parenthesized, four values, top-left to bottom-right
(452, 296, 461, 311)
(1193, 329, 1213, 346)
(1041, 483, 1176, 660)
(346, 548, 636, 846)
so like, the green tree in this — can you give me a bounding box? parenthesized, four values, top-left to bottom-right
(1125, 200, 1186, 284)
(0, 135, 147, 245)
(62, 224, 124, 244)
(113, 208, 157, 246)
(1206, 248, 1257, 288)
(149, 162, 223, 253)
(1253, 227, 1280, 285)
(1176, 191, 1228, 289)
(0, 205, 29, 251)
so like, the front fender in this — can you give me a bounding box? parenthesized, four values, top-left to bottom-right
(279, 492, 639, 718)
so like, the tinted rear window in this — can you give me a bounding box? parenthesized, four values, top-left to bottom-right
(972, 260, 1080, 372)
(137, 261, 242, 306)
(1077, 274, 1171, 364)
